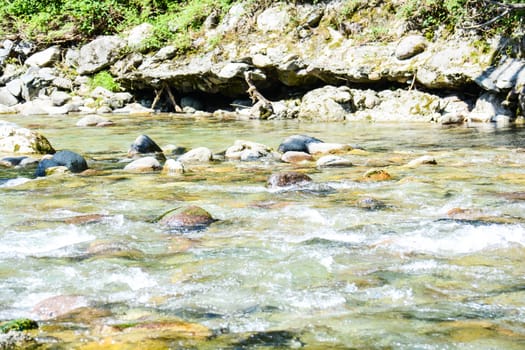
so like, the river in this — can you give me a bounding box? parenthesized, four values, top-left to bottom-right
(0, 114, 524, 349)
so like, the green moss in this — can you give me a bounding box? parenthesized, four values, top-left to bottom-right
(0, 319, 38, 333)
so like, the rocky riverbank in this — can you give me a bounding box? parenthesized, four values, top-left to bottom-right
(0, 1, 523, 124)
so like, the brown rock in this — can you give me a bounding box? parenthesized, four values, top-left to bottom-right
(362, 169, 392, 181)
(266, 171, 312, 188)
(281, 151, 313, 163)
(159, 206, 216, 231)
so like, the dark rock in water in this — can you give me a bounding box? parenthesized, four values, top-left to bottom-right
(267, 171, 312, 188)
(52, 150, 88, 173)
(35, 150, 88, 177)
(277, 134, 323, 154)
(235, 330, 303, 348)
(0, 156, 27, 167)
(128, 134, 163, 156)
(159, 205, 217, 232)
(35, 158, 61, 177)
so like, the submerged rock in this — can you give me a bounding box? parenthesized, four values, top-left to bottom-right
(267, 171, 312, 188)
(406, 155, 437, 167)
(356, 197, 387, 210)
(33, 295, 89, 320)
(278, 134, 323, 153)
(159, 205, 217, 232)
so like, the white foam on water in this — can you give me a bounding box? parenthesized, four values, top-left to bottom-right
(0, 177, 32, 188)
(106, 267, 157, 291)
(384, 223, 525, 256)
(396, 260, 441, 273)
(0, 227, 94, 257)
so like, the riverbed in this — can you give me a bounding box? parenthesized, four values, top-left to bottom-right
(1, 114, 525, 349)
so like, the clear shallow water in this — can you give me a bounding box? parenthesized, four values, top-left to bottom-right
(0, 114, 525, 349)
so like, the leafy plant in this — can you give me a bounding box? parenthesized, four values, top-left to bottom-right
(90, 71, 121, 92)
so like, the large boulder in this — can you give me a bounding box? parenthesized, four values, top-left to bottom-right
(158, 206, 217, 232)
(277, 134, 323, 153)
(468, 92, 513, 123)
(0, 123, 55, 154)
(35, 150, 88, 176)
(77, 36, 127, 75)
(52, 150, 89, 173)
(298, 86, 353, 121)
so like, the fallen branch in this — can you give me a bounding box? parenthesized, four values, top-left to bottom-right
(244, 71, 274, 119)
(150, 82, 182, 112)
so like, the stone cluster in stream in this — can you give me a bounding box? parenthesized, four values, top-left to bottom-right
(0, 1, 523, 123)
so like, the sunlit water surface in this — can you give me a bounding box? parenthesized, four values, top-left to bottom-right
(0, 114, 525, 349)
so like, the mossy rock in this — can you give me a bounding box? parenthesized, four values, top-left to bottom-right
(0, 318, 38, 333)
(362, 169, 392, 181)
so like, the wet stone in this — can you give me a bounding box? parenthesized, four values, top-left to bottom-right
(159, 206, 217, 232)
(277, 134, 323, 153)
(128, 134, 164, 157)
(362, 169, 392, 181)
(267, 171, 313, 188)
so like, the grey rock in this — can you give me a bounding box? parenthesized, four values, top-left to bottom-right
(50, 91, 71, 106)
(178, 147, 213, 163)
(64, 48, 80, 68)
(127, 23, 154, 51)
(76, 115, 112, 127)
(475, 57, 525, 92)
(124, 156, 161, 172)
(0, 87, 19, 107)
(395, 35, 427, 60)
(6, 78, 23, 97)
(468, 92, 512, 123)
(278, 134, 324, 153)
(25, 46, 60, 67)
(298, 86, 353, 121)
(78, 36, 126, 75)
(163, 159, 185, 174)
(225, 140, 272, 160)
(257, 6, 290, 32)
(316, 155, 353, 168)
(52, 77, 73, 90)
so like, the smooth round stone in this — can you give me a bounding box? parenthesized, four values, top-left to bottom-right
(316, 155, 353, 168)
(281, 151, 313, 163)
(267, 171, 312, 188)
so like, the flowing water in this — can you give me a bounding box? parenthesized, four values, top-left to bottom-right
(1, 114, 525, 349)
